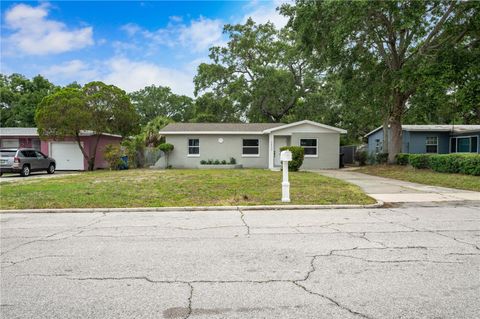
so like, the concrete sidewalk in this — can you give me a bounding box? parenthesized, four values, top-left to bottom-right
(313, 169, 480, 203)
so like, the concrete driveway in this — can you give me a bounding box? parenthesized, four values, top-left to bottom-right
(0, 171, 80, 183)
(314, 169, 480, 203)
(1, 204, 479, 318)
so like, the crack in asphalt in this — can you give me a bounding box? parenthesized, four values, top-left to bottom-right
(0, 215, 105, 257)
(292, 282, 373, 319)
(2, 254, 74, 268)
(237, 208, 250, 236)
(184, 283, 193, 319)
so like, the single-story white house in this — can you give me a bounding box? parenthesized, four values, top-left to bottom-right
(158, 120, 347, 169)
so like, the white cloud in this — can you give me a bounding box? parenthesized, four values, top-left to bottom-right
(102, 57, 195, 96)
(242, 0, 289, 28)
(121, 16, 225, 53)
(3, 3, 94, 55)
(42, 60, 98, 83)
(178, 17, 225, 52)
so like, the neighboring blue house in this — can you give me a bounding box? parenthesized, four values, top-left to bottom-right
(365, 125, 480, 155)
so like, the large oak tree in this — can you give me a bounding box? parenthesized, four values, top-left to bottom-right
(283, 0, 479, 162)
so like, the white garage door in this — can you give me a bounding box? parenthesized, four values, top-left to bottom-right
(50, 142, 84, 170)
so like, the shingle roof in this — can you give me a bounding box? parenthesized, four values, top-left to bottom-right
(0, 127, 38, 136)
(0, 127, 122, 138)
(159, 123, 284, 133)
(365, 125, 480, 137)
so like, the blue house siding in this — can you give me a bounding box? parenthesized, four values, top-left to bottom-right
(367, 128, 479, 155)
(407, 131, 450, 154)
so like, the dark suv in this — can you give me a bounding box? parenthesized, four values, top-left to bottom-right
(0, 148, 56, 177)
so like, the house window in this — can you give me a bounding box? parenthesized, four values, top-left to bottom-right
(375, 139, 383, 153)
(425, 136, 438, 153)
(188, 139, 199, 156)
(300, 138, 318, 157)
(450, 136, 478, 153)
(1, 138, 19, 148)
(242, 139, 259, 156)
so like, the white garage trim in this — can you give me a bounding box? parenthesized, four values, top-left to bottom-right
(49, 141, 85, 170)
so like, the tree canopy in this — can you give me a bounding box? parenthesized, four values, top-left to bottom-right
(283, 0, 479, 161)
(35, 82, 139, 170)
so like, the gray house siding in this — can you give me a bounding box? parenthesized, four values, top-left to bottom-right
(291, 132, 340, 169)
(165, 134, 269, 168)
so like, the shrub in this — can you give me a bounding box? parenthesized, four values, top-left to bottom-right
(214, 159, 220, 165)
(429, 154, 461, 173)
(354, 150, 367, 166)
(229, 157, 236, 165)
(395, 153, 409, 165)
(376, 152, 389, 164)
(104, 144, 124, 170)
(200, 160, 206, 165)
(408, 154, 431, 169)
(221, 160, 227, 165)
(158, 143, 174, 168)
(457, 155, 480, 176)
(207, 159, 213, 164)
(279, 146, 304, 171)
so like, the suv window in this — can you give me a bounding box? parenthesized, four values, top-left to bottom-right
(21, 150, 36, 157)
(35, 151, 47, 158)
(0, 150, 16, 158)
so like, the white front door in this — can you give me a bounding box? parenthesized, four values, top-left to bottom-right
(274, 136, 289, 166)
(50, 142, 84, 170)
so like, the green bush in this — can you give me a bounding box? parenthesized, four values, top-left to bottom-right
(395, 153, 410, 165)
(104, 144, 124, 170)
(376, 153, 389, 164)
(405, 153, 479, 176)
(354, 150, 367, 166)
(408, 154, 431, 169)
(158, 143, 174, 168)
(458, 155, 480, 176)
(279, 146, 304, 171)
(229, 157, 236, 165)
(200, 160, 207, 165)
(429, 154, 461, 173)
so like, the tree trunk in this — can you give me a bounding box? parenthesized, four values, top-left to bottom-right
(382, 117, 389, 154)
(75, 132, 91, 170)
(388, 92, 407, 164)
(87, 134, 102, 171)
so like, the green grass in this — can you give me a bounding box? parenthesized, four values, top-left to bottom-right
(0, 169, 374, 209)
(357, 165, 480, 192)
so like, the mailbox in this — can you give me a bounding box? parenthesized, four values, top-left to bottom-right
(280, 150, 292, 162)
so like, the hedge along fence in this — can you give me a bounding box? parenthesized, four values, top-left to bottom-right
(395, 153, 480, 176)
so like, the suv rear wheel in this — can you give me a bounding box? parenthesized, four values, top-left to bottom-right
(20, 165, 30, 177)
(47, 163, 55, 174)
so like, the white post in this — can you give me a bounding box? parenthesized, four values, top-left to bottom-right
(280, 150, 292, 202)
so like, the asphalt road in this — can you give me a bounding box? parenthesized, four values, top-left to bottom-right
(1, 203, 479, 318)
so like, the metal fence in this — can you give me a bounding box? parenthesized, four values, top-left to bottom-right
(143, 147, 162, 167)
(340, 145, 357, 165)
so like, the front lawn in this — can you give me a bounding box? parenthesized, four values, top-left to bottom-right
(357, 165, 480, 192)
(0, 169, 375, 209)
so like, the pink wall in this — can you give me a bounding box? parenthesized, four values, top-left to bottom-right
(41, 135, 122, 170)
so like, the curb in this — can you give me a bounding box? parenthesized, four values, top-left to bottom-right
(0, 201, 384, 214)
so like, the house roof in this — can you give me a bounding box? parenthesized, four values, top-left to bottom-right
(159, 123, 285, 134)
(0, 127, 122, 138)
(364, 125, 480, 137)
(159, 121, 347, 135)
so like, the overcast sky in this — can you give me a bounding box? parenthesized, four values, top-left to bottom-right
(1, 1, 288, 97)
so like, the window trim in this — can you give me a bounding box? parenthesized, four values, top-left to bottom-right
(450, 135, 478, 153)
(187, 138, 200, 157)
(425, 136, 438, 154)
(300, 138, 318, 158)
(242, 138, 260, 157)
